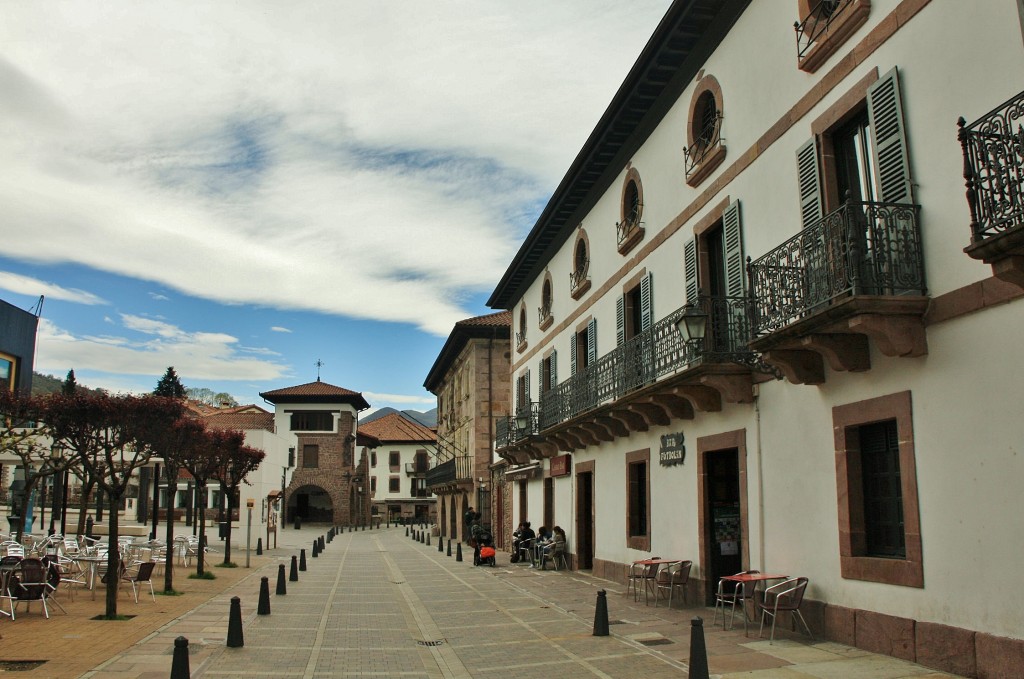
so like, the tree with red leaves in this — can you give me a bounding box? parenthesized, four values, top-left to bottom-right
(179, 428, 242, 577)
(211, 441, 265, 565)
(45, 391, 184, 618)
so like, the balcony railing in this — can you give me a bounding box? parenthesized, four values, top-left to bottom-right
(570, 260, 589, 290)
(424, 455, 473, 488)
(496, 402, 541, 449)
(537, 303, 552, 326)
(536, 296, 751, 431)
(515, 331, 527, 348)
(959, 89, 1024, 243)
(748, 200, 925, 338)
(616, 217, 642, 247)
(683, 113, 723, 179)
(795, 0, 850, 60)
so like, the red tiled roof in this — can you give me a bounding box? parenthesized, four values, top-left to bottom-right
(454, 310, 511, 328)
(359, 412, 437, 443)
(259, 380, 371, 409)
(205, 410, 274, 432)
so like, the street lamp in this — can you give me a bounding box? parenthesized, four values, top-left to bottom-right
(49, 444, 63, 537)
(675, 300, 708, 347)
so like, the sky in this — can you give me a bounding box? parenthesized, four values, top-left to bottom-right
(1, 1, 671, 414)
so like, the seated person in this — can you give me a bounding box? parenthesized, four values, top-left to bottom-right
(540, 526, 567, 567)
(517, 522, 536, 563)
(531, 526, 552, 567)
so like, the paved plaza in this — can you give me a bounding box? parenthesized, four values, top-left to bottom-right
(2, 525, 960, 678)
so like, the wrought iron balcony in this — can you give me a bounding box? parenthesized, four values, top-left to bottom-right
(425, 455, 473, 489)
(569, 259, 591, 299)
(959, 89, 1024, 284)
(515, 331, 527, 349)
(537, 303, 553, 329)
(747, 199, 927, 382)
(794, 0, 869, 73)
(683, 113, 724, 183)
(538, 296, 754, 433)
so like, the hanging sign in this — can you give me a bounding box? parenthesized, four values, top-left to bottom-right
(659, 431, 686, 466)
(550, 454, 572, 477)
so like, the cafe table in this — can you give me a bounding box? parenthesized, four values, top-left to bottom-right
(718, 572, 788, 630)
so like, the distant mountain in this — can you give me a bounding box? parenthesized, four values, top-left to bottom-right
(362, 407, 436, 428)
(31, 371, 105, 396)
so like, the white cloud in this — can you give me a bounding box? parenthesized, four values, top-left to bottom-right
(149, 292, 170, 301)
(34, 316, 289, 383)
(0, 270, 106, 305)
(270, 326, 292, 333)
(0, 1, 669, 335)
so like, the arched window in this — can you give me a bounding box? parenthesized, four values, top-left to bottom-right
(684, 75, 726, 187)
(538, 274, 554, 330)
(570, 229, 592, 299)
(516, 305, 527, 351)
(617, 169, 645, 255)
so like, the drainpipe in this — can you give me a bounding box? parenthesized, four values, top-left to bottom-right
(754, 388, 766, 571)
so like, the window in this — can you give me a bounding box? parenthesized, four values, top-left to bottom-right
(543, 477, 554, 531)
(389, 452, 400, 471)
(540, 351, 557, 395)
(570, 230, 591, 298)
(413, 450, 428, 473)
(412, 478, 429, 498)
(371, 451, 377, 467)
(796, 0, 871, 73)
(833, 390, 923, 587)
(617, 169, 645, 254)
(389, 476, 401, 493)
(616, 271, 653, 346)
(685, 75, 726, 186)
(626, 449, 651, 551)
(516, 306, 528, 351)
(571, 318, 597, 375)
(371, 477, 377, 492)
(518, 480, 528, 524)
(0, 354, 15, 392)
(683, 200, 746, 352)
(515, 370, 530, 410)
(302, 444, 319, 468)
(290, 411, 333, 432)
(538, 274, 553, 329)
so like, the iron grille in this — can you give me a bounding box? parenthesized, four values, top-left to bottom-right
(683, 112, 723, 179)
(748, 200, 924, 338)
(795, 0, 851, 61)
(569, 259, 590, 292)
(958, 89, 1024, 242)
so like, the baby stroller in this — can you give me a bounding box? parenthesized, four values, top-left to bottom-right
(474, 530, 496, 567)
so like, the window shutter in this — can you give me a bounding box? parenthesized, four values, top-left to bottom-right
(867, 67, 913, 204)
(525, 368, 530, 405)
(616, 296, 625, 346)
(796, 137, 822, 228)
(723, 201, 745, 297)
(640, 271, 653, 331)
(587, 318, 597, 365)
(570, 333, 577, 376)
(683, 238, 698, 304)
(549, 349, 557, 387)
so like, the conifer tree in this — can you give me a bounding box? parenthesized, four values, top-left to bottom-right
(62, 369, 77, 395)
(154, 366, 186, 398)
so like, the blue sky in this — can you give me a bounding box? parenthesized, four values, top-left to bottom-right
(0, 1, 670, 413)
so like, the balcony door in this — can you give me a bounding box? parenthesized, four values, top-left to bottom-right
(684, 201, 745, 354)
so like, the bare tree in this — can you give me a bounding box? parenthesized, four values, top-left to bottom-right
(179, 429, 241, 577)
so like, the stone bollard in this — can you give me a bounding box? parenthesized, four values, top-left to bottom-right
(227, 596, 244, 648)
(593, 590, 609, 637)
(319, 536, 325, 550)
(688, 617, 710, 679)
(300, 549, 307, 571)
(456, 543, 463, 562)
(258, 576, 271, 615)
(426, 533, 431, 547)
(447, 538, 452, 557)
(170, 636, 190, 679)
(438, 536, 444, 552)
(256, 537, 263, 556)
(405, 526, 409, 536)
(312, 540, 319, 558)
(276, 564, 287, 595)
(289, 555, 299, 582)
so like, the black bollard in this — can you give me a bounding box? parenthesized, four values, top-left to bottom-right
(426, 533, 431, 547)
(170, 636, 190, 679)
(256, 537, 263, 556)
(362, 524, 365, 531)
(294, 516, 301, 530)
(276, 563, 287, 595)
(227, 596, 244, 647)
(438, 535, 444, 552)
(456, 543, 463, 562)
(405, 526, 409, 536)
(447, 539, 452, 557)
(319, 536, 325, 550)
(258, 576, 271, 615)
(300, 549, 307, 571)
(289, 555, 299, 582)
(593, 590, 609, 636)
(86, 516, 94, 540)
(312, 540, 319, 558)
(688, 617, 710, 679)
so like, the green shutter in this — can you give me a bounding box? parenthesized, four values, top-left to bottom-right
(723, 201, 745, 297)
(683, 238, 698, 304)
(867, 67, 913, 204)
(640, 271, 653, 331)
(525, 368, 530, 406)
(550, 349, 557, 387)
(797, 137, 822, 228)
(587, 318, 597, 365)
(616, 296, 625, 346)
(570, 332, 577, 376)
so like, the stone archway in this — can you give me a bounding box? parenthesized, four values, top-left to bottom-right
(288, 484, 334, 523)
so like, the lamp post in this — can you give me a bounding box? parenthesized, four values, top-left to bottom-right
(48, 444, 63, 536)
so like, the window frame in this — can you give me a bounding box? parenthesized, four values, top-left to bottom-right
(685, 75, 726, 187)
(625, 448, 651, 551)
(617, 168, 645, 255)
(539, 272, 554, 330)
(289, 410, 334, 432)
(388, 476, 401, 493)
(833, 390, 923, 587)
(570, 229, 592, 298)
(389, 451, 400, 471)
(302, 444, 319, 469)
(795, 0, 871, 74)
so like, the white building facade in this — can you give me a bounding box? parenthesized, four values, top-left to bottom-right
(489, 1, 1024, 674)
(360, 412, 437, 524)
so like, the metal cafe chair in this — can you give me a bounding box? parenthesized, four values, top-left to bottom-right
(758, 576, 813, 644)
(655, 560, 692, 608)
(713, 569, 759, 630)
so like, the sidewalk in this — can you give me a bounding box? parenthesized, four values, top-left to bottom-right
(2, 525, 962, 678)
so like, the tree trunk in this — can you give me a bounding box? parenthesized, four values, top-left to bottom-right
(163, 468, 177, 593)
(196, 484, 207, 577)
(223, 487, 234, 565)
(104, 500, 121, 618)
(76, 477, 96, 537)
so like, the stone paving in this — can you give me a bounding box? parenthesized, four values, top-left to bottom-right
(0, 525, 964, 678)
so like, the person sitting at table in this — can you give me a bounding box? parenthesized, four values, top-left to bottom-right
(516, 522, 536, 564)
(538, 526, 566, 568)
(530, 526, 552, 568)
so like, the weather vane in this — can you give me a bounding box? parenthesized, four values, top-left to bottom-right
(315, 359, 324, 381)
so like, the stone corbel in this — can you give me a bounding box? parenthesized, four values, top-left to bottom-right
(761, 349, 826, 385)
(800, 333, 871, 372)
(845, 314, 927, 358)
(699, 373, 754, 403)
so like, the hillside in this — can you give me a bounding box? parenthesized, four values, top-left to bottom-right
(362, 407, 436, 428)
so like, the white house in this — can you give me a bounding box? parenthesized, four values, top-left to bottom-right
(360, 411, 436, 524)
